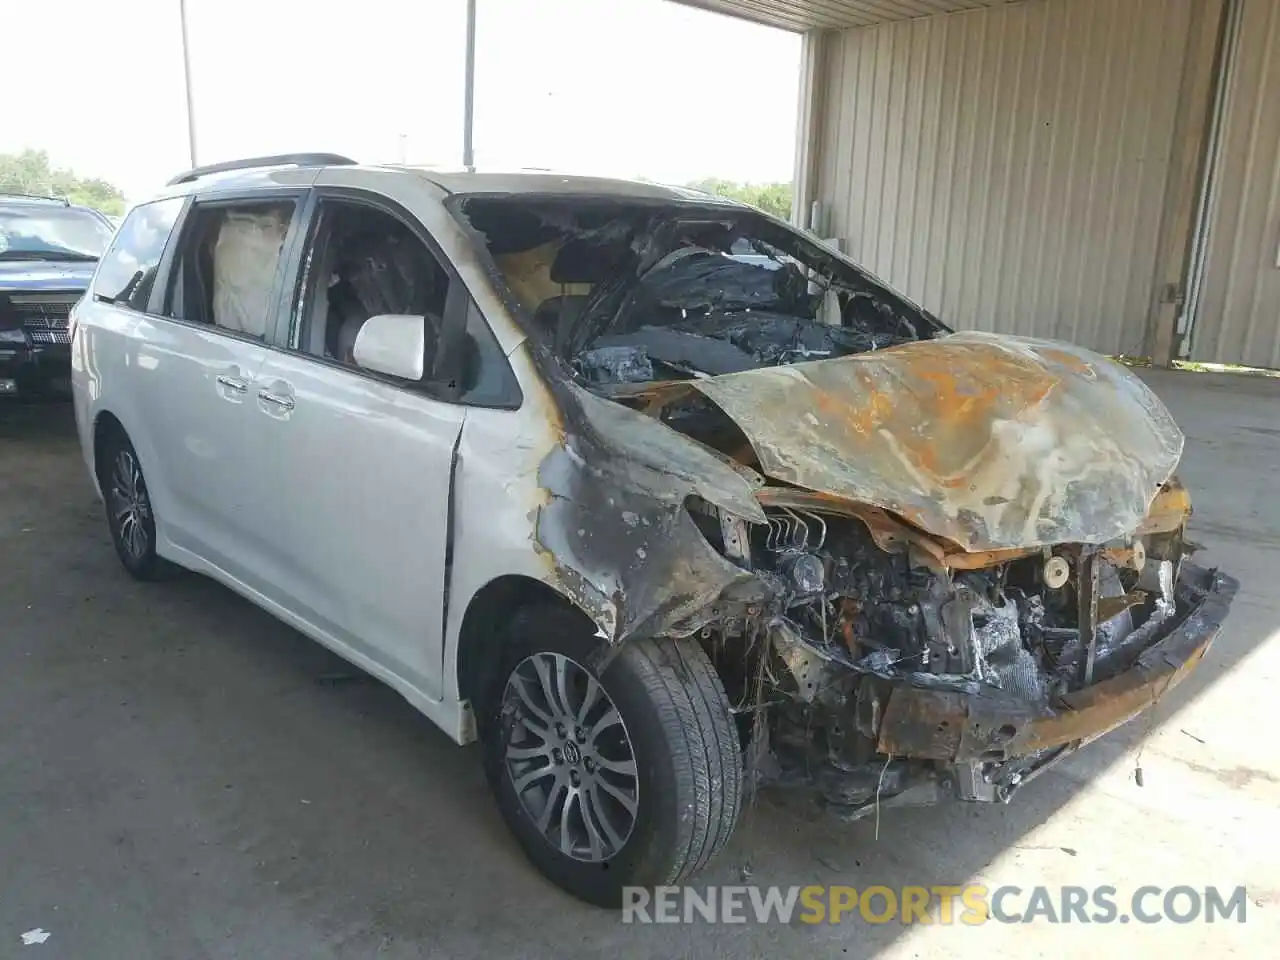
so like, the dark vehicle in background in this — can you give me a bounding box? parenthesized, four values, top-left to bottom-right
(0, 194, 116, 397)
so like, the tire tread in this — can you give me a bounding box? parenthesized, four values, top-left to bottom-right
(630, 636, 742, 882)
(481, 605, 743, 905)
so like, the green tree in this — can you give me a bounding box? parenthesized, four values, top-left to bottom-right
(0, 149, 126, 216)
(685, 178, 793, 220)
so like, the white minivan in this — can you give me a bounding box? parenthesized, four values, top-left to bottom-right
(71, 154, 1233, 906)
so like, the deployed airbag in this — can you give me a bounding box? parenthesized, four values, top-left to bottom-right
(212, 209, 289, 337)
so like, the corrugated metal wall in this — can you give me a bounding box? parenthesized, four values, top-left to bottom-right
(679, 0, 1011, 31)
(813, 0, 1195, 355)
(1189, 0, 1280, 368)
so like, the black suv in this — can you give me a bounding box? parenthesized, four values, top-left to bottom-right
(1, 194, 116, 397)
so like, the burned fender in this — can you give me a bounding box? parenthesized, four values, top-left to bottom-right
(536, 382, 769, 643)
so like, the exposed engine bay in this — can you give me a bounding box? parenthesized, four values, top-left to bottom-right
(685, 493, 1198, 815)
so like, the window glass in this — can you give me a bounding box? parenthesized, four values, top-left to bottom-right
(454, 297, 522, 407)
(292, 198, 519, 407)
(164, 201, 294, 337)
(0, 205, 115, 260)
(92, 198, 184, 311)
(296, 201, 448, 378)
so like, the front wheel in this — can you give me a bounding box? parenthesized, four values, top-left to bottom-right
(480, 606, 743, 907)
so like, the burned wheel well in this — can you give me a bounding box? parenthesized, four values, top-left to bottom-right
(454, 575, 599, 711)
(92, 411, 127, 486)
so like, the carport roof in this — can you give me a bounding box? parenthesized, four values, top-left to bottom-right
(676, 0, 1019, 31)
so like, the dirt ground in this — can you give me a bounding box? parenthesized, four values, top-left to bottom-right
(0, 368, 1275, 958)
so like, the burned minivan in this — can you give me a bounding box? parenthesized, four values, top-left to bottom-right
(74, 160, 1235, 908)
(456, 187, 1235, 891)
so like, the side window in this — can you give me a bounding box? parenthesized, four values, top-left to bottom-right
(293, 197, 521, 407)
(92, 197, 184, 311)
(164, 200, 295, 338)
(295, 200, 448, 375)
(455, 297, 523, 408)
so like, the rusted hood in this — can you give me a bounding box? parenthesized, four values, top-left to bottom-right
(690, 332, 1184, 551)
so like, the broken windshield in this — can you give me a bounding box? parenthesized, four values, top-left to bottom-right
(456, 195, 946, 387)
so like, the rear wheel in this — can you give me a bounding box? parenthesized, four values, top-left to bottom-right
(480, 605, 743, 907)
(98, 431, 173, 581)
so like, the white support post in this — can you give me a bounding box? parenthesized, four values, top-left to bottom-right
(463, 0, 477, 172)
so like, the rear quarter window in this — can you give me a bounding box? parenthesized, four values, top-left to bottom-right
(92, 197, 185, 312)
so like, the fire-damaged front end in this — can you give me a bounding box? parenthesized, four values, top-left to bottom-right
(454, 190, 1237, 819)
(713, 478, 1234, 815)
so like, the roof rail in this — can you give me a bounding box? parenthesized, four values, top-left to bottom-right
(0, 191, 70, 206)
(166, 153, 357, 186)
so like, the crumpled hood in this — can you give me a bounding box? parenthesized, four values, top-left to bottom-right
(689, 331, 1184, 551)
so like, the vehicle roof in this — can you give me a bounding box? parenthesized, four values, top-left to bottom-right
(413, 169, 735, 204)
(0, 193, 69, 207)
(153, 160, 741, 207)
(0, 195, 111, 218)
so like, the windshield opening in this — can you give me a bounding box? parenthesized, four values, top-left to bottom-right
(456, 195, 945, 388)
(0, 205, 115, 261)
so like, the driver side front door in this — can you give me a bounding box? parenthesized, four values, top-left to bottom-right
(246, 192, 465, 702)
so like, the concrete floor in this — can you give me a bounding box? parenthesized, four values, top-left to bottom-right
(0, 368, 1275, 958)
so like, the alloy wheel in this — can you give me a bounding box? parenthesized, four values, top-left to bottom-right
(109, 449, 150, 560)
(501, 652, 639, 863)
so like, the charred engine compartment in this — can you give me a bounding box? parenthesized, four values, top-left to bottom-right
(765, 512, 1051, 699)
(685, 499, 1183, 817)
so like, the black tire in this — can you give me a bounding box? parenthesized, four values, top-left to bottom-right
(97, 429, 174, 581)
(479, 604, 743, 907)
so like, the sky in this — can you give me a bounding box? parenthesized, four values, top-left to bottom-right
(4, 0, 800, 201)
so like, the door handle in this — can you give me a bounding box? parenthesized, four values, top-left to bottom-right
(258, 389, 295, 411)
(216, 374, 248, 393)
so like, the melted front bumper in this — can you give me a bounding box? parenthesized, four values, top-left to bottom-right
(870, 563, 1236, 795)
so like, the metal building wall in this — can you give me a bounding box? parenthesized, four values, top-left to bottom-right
(678, 0, 1014, 31)
(1188, 0, 1280, 368)
(813, 0, 1195, 356)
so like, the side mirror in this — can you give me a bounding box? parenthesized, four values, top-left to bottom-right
(352, 314, 426, 381)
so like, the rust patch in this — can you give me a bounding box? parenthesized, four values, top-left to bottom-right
(837, 596, 861, 654)
(754, 487, 1044, 572)
(1039, 347, 1095, 376)
(876, 632, 1213, 760)
(755, 487, 948, 568)
(876, 688, 969, 760)
(942, 546, 1040, 570)
(691, 332, 1185, 551)
(873, 566, 1236, 762)
(615, 380, 698, 411)
(1096, 592, 1148, 622)
(1136, 478, 1193, 536)
(1022, 636, 1211, 751)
